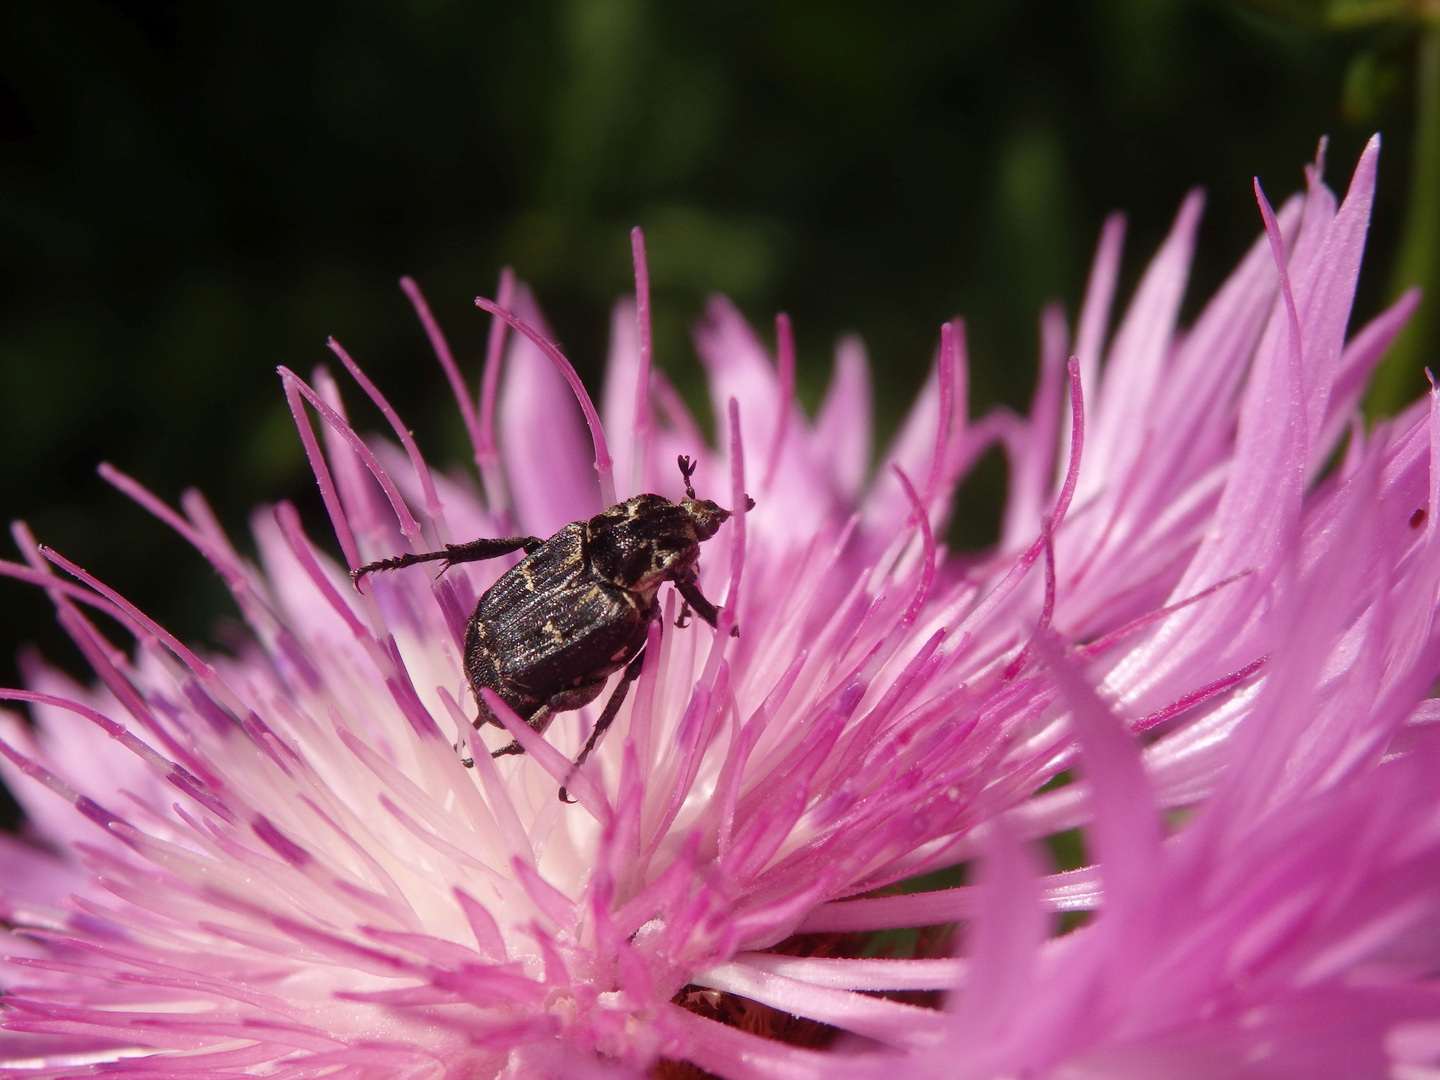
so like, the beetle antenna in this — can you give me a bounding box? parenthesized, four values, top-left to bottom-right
(677, 454, 698, 500)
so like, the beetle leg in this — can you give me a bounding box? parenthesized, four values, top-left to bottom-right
(675, 599, 692, 628)
(455, 721, 474, 768)
(674, 575, 738, 637)
(485, 678, 599, 760)
(489, 738, 524, 757)
(489, 704, 553, 758)
(351, 535, 542, 586)
(560, 649, 647, 803)
(443, 535, 546, 562)
(673, 576, 718, 627)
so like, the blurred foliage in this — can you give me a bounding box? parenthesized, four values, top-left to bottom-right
(1237, 0, 1440, 411)
(0, 0, 1427, 824)
(1370, 21, 1440, 410)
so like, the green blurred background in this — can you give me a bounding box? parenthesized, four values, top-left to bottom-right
(0, 0, 1434, 827)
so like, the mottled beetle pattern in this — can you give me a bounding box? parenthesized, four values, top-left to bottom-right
(353, 457, 744, 799)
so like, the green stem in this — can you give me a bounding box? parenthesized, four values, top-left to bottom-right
(1367, 21, 1440, 416)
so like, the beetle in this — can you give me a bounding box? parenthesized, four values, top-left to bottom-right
(352, 456, 745, 799)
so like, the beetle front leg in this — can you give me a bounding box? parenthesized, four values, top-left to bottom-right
(674, 575, 738, 637)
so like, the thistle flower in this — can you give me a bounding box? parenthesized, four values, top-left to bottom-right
(3, 135, 1440, 1079)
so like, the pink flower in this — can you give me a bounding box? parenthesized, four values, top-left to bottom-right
(3, 135, 1440, 1079)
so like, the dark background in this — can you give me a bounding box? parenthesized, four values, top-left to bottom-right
(0, 0, 1429, 827)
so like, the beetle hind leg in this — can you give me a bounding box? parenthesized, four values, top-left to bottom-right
(352, 534, 543, 586)
(487, 704, 552, 758)
(486, 678, 606, 759)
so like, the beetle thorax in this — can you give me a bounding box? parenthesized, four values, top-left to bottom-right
(586, 494, 724, 596)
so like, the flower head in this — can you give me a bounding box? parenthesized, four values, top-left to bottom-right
(4, 135, 1440, 1079)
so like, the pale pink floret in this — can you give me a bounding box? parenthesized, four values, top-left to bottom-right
(2, 137, 1439, 1079)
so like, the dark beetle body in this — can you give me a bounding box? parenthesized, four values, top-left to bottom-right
(466, 493, 727, 735)
(352, 460, 735, 774)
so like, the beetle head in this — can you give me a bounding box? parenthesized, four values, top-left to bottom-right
(681, 497, 730, 541)
(674, 454, 751, 542)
